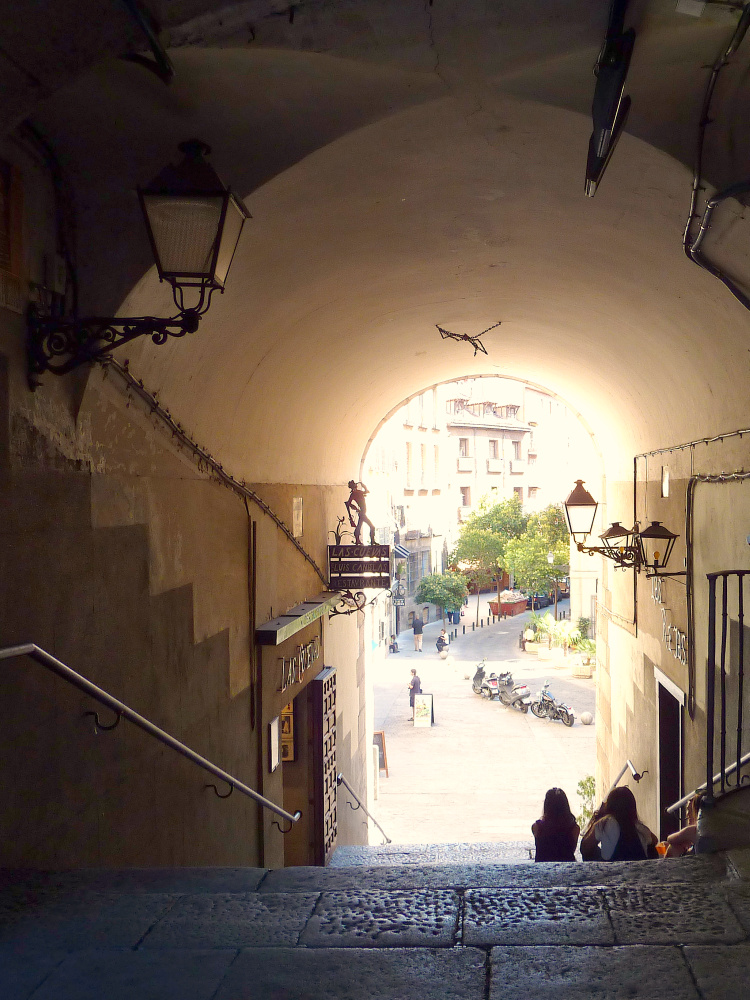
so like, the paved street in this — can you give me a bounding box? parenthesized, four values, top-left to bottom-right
(372, 597, 596, 846)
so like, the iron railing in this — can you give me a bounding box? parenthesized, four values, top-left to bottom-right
(704, 571, 750, 803)
(666, 749, 750, 814)
(606, 759, 647, 797)
(0, 643, 301, 828)
(337, 772, 391, 844)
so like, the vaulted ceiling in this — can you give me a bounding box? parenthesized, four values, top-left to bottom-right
(5, 1, 750, 484)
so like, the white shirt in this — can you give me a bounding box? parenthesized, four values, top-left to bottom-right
(594, 816, 653, 860)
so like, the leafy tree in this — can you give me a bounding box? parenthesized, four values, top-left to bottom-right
(414, 572, 468, 625)
(450, 526, 506, 624)
(505, 532, 562, 598)
(466, 494, 528, 541)
(526, 504, 569, 548)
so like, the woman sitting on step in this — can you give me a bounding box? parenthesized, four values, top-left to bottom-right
(532, 787, 580, 862)
(580, 786, 659, 861)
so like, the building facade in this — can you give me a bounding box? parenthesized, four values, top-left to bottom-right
(364, 377, 601, 630)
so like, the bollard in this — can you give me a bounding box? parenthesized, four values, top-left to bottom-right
(462, 625, 466, 635)
(472, 623, 475, 631)
(480, 619, 484, 628)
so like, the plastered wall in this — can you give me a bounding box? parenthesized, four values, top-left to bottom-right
(0, 137, 368, 865)
(596, 437, 750, 835)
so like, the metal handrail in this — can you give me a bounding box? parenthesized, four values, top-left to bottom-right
(336, 772, 392, 844)
(666, 750, 750, 814)
(0, 643, 301, 827)
(606, 759, 647, 797)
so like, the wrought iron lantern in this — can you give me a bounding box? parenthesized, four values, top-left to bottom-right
(564, 480, 680, 576)
(563, 480, 599, 542)
(27, 140, 250, 382)
(599, 521, 638, 569)
(637, 521, 678, 575)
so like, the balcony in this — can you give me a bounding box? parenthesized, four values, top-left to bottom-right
(487, 458, 503, 474)
(457, 456, 474, 473)
(457, 505, 473, 522)
(509, 459, 525, 474)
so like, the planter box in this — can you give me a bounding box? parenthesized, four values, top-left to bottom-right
(571, 655, 593, 678)
(500, 599, 527, 617)
(524, 642, 540, 655)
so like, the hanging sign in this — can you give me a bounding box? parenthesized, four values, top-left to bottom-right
(328, 544, 391, 590)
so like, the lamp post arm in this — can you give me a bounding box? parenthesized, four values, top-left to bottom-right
(27, 305, 202, 382)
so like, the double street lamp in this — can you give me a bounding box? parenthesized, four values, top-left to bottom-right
(563, 479, 680, 577)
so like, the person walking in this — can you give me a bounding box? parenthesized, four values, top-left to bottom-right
(408, 668, 421, 721)
(413, 616, 424, 651)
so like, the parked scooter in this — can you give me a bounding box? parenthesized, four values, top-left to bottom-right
(495, 670, 532, 713)
(471, 659, 500, 699)
(530, 681, 575, 726)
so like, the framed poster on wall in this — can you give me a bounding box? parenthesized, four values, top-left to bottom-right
(269, 716, 281, 772)
(280, 701, 295, 762)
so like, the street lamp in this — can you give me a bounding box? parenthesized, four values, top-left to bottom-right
(27, 140, 250, 382)
(563, 480, 681, 576)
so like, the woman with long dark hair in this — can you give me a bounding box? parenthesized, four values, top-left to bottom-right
(580, 786, 658, 861)
(532, 787, 580, 861)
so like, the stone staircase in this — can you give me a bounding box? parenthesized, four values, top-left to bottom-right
(3, 847, 750, 998)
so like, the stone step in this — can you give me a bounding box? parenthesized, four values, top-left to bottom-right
(2, 853, 750, 999)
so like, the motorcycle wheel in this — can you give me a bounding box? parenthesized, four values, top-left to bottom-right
(530, 701, 546, 719)
(559, 708, 574, 727)
(481, 689, 492, 699)
(518, 702, 529, 713)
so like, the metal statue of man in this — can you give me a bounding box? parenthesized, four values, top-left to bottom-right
(345, 480, 377, 545)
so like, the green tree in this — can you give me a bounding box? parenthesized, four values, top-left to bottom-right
(526, 504, 569, 548)
(414, 572, 468, 625)
(466, 493, 528, 541)
(505, 531, 562, 600)
(451, 526, 506, 624)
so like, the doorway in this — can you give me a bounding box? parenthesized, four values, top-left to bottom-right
(656, 672, 684, 840)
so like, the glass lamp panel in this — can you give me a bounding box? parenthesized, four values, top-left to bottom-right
(564, 480, 598, 540)
(638, 521, 678, 570)
(600, 521, 633, 556)
(142, 194, 224, 279)
(213, 195, 248, 287)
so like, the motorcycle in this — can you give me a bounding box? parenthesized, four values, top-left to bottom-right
(472, 662, 530, 709)
(471, 660, 500, 699)
(530, 681, 575, 726)
(495, 670, 532, 713)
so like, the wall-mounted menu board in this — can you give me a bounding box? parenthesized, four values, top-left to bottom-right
(281, 701, 295, 762)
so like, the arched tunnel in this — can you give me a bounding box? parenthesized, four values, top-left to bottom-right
(3, 0, 750, 873)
